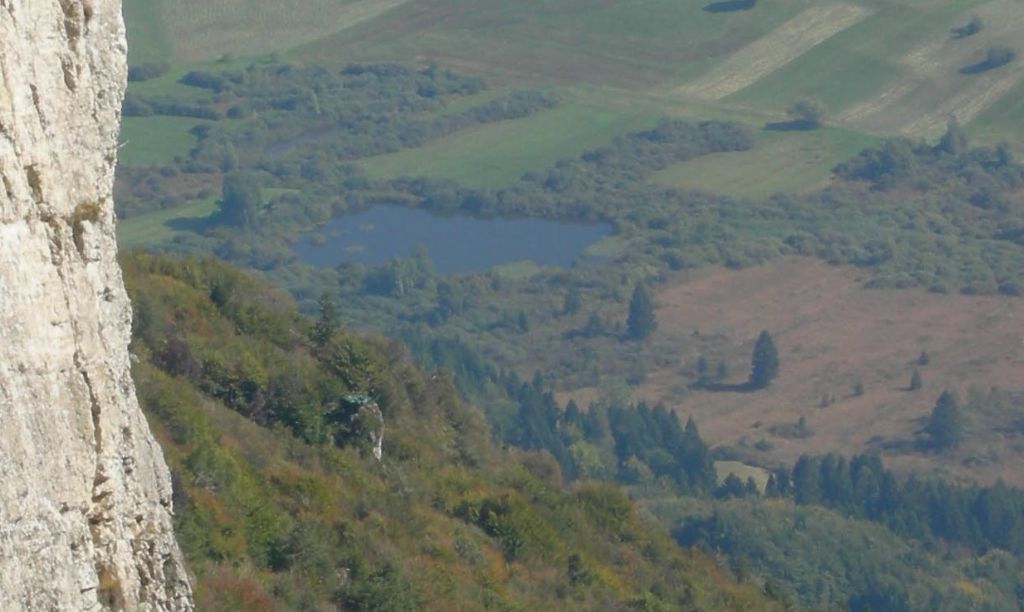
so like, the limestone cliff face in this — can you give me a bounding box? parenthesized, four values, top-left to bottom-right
(0, 1, 192, 609)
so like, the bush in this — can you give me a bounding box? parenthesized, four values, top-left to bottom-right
(180, 70, 232, 92)
(128, 62, 170, 82)
(951, 15, 983, 39)
(784, 98, 826, 129)
(985, 46, 1016, 68)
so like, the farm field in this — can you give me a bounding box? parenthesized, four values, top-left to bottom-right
(650, 126, 880, 197)
(123, 0, 406, 63)
(361, 101, 658, 188)
(119, 0, 1024, 205)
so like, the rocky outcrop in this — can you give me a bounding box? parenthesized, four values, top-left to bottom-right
(0, 1, 192, 609)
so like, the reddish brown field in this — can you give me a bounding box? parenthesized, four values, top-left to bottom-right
(577, 258, 1024, 486)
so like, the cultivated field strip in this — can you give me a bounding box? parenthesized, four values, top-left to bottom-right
(163, 0, 410, 62)
(674, 2, 873, 100)
(902, 66, 1024, 135)
(838, 0, 1024, 135)
(838, 80, 918, 123)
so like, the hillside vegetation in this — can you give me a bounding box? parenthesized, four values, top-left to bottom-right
(123, 252, 778, 610)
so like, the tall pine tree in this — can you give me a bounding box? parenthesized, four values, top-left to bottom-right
(923, 389, 964, 450)
(680, 417, 717, 490)
(626, 283, 656, 340)
(749, 330, 779, 389)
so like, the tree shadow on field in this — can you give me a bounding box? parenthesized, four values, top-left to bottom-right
(764, 119, 818, 131)
(961, 49, 1015, 74)
(166, 214, 213, 233)
(691, 380, 758, 393)
(703, 0, 756, 14)
(962, 61, 995, 75)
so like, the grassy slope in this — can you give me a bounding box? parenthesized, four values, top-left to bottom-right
(637, 258, 1024, 487)
(117, 198, 216, 248)
(119, 116, 206, 166)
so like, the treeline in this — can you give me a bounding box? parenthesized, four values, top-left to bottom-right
(165, 62, 553, 166)
(764, 453, 1024, 558)
(391, 118, 754, 222)
(123, 93, 222, 120)
(670, 497, 1024, 610)
(834, 120, 1023, 209)
(496, 372, 718, 491)
(117, 61, 558, 218)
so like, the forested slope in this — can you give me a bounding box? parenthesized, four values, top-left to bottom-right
(122, 252, 778, 610)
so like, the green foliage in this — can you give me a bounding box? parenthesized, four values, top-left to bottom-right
(626, 283, 656, 340)
(749, 330, 779, 389)
(668, 496, 1024, 610)
(952, 15, 983, 39)
(779, 452, 1024, 563)
(562, 286, 582, 316)
(127, 62, 171, 82)
(216, 172, 262, 228)
(784, 98, 826, 129)
(936, 117, 968, 156)
(312, 293, 339, 347)
(979, 46, 1016, 71)
(125, 252, 779, 611)
(924, 389, 964, 450)
(334, 563, 422, 611)
(501, 375, 718, 493)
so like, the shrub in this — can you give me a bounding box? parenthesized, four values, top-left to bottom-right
(127, 62, 170, 82)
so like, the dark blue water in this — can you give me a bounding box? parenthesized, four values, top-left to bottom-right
(293, 206, 611, 274)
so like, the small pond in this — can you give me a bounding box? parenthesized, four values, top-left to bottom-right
(292, 205, 612, 274)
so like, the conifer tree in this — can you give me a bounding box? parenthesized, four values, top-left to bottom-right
(680, 417, 716, 490)
(626, 283, 656, 340)
(924, 389, 964, 450)
(313, 293, 339, 347)
(749, 330, 779, 389)
(909, 368, 923, 391)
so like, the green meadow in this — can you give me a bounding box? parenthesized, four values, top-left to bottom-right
(117, 198, 216, 249)
(361, 102, 658, 189)
(652, 126, 881, 198)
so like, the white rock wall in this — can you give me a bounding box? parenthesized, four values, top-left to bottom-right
(0, 1, 192, 609)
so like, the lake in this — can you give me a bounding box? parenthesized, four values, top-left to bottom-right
(292, 205, 612, 274)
